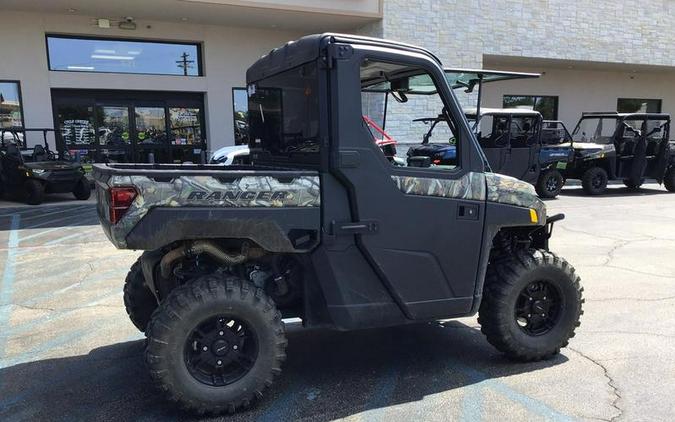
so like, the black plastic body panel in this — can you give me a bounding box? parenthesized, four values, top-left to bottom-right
(125, 207, 320, 252)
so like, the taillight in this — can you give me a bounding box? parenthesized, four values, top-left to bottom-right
(109, 187, 137, 224)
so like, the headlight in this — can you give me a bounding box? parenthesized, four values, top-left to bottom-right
(31, 169, 46, 175)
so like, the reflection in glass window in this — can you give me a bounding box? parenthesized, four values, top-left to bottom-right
(56, 104, 95, 146)
(47, 36, 202, 76)
(248, 63, 320, 161)
(503, 95, 558, 120)
(135, 107, 167, 145)
(232, 88, 249, 145)
(0, 81, 23, 128)
(170, 107, 202, 145)
(617, 98, 662, 113)
(97, 106, 130, 146)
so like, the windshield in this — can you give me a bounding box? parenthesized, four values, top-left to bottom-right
(572, 117, 617, 144)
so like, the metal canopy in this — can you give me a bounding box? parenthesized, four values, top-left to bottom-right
(444, 68, 540, 116)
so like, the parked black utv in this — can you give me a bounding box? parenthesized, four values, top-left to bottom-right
(407, 109, 574, 198)
(0, 129, 90, 205)
(563, 112, 675, 195)
(94, 34, 583, 414)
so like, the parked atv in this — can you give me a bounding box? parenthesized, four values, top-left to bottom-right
(94, 33, 583, 415)
(407, 109, 574, 198)
(564, 112, 675, 195)
(0, 129, 90, 205)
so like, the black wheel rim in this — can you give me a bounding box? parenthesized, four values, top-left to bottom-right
(546, 176, 560, 192)
(514, 281, 562, 336)
(184, 316, 258, 386)
(592, 174, 604, 188)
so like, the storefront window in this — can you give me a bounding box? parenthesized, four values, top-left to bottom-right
(47, 36, 202, 76)
(503, 95, 559, 120)
(56, 104, 95, 146)
(170, 107, 202, 145)
(0, 81, 23, 128)
(232, 88, 248, 145)
(617, 98, 662, 113)
(96, 106, 130, 147)
(135, 107, 167, 145)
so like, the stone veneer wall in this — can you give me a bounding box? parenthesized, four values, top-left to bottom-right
(356, 0, 675, 145)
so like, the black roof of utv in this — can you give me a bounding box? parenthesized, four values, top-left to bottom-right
(246, 33, 442, 82)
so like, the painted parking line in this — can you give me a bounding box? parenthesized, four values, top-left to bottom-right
(0, 214, 21, 361)
(455, 364, 575, 422)
(18, 205, 92, 223)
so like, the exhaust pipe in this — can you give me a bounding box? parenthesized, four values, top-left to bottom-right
(159, 241, 264, 279)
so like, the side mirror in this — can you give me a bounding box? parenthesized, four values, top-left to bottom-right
(407, 156, 431, 168)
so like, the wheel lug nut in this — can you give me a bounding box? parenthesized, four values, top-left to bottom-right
(529, 298, 533, 301)
(541, 314, 545, 317)
(202, 346, 208, 351)
(233, 345, 238, 350)
(219, 331, 224, 336)
(527, 314, 531, 317)
(543, 296, 547, 300)
(217, 360, 222, 365)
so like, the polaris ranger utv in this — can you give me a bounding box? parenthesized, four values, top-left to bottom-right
(0, 128, 90, 204)
(565, 112, 675, 195)
(93, 34, 583, 414)
(407, 109, 574, 198)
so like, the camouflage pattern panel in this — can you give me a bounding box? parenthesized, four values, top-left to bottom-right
(485, 172, 546, 220)
(390, 172, 486, 201)
(107, 174, 320, 248)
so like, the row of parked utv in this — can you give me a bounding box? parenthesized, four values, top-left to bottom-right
(405, 108, 675, 198)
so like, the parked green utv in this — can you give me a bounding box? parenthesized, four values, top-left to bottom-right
(564, 112, 675, 195)
(0, 129, 90, 205)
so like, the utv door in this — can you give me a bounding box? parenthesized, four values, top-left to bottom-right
(501, 116, 541, 184)
(330, 46, 487, 320)
(478, 115, 509, 174)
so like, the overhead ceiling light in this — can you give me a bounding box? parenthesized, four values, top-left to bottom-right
(91, 54, 135, 60)
(127, 51, 141, 55)
(94, 49, 116, 54)
(180, 17, 189, 22)
(67, 8, 77, 13)
(67, 65, 95, 70)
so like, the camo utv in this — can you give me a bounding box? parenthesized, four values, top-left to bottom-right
(94, 34, 583, 414)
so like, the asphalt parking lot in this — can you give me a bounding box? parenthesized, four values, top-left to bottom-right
(1, 183, 674, 422)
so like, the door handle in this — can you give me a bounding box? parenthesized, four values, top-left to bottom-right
(457, 203, 479, 220)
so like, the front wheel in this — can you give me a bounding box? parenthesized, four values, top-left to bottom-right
(145, 274, 287, 414)
(72, 177, 91, 200)
(24, 179, 45, 205)
(664, 167, 675, 192)
(535, 169, 564, 198)
(478, 249, 583, 361)
(581, 167, 608, 195)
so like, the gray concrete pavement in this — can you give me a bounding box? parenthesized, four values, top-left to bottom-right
(0, 182, 674, 421)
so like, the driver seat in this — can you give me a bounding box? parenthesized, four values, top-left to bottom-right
(33, 144, 49, 161)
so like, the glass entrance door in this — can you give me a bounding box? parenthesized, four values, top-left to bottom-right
(134, 106, 169, 163)
(96, 104, 131, 163)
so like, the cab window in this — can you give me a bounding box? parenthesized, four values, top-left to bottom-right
(360, 59, 460, 170)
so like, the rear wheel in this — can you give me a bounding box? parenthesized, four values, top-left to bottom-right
(535, 169, 564, 198)
(665, 167, 675, 192)
(581, 167, 608, 195)
(478, 249, 583, 361)
(123, 259, 157, 332)
(145, 274, 286, 414)
(24, 179, 44, 205)
(72, 177, 91, 200)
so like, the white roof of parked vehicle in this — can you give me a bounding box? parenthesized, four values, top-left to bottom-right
(464, 107, 542, 116)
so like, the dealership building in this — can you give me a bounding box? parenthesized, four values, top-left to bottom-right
(2, 0, 675, 163)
